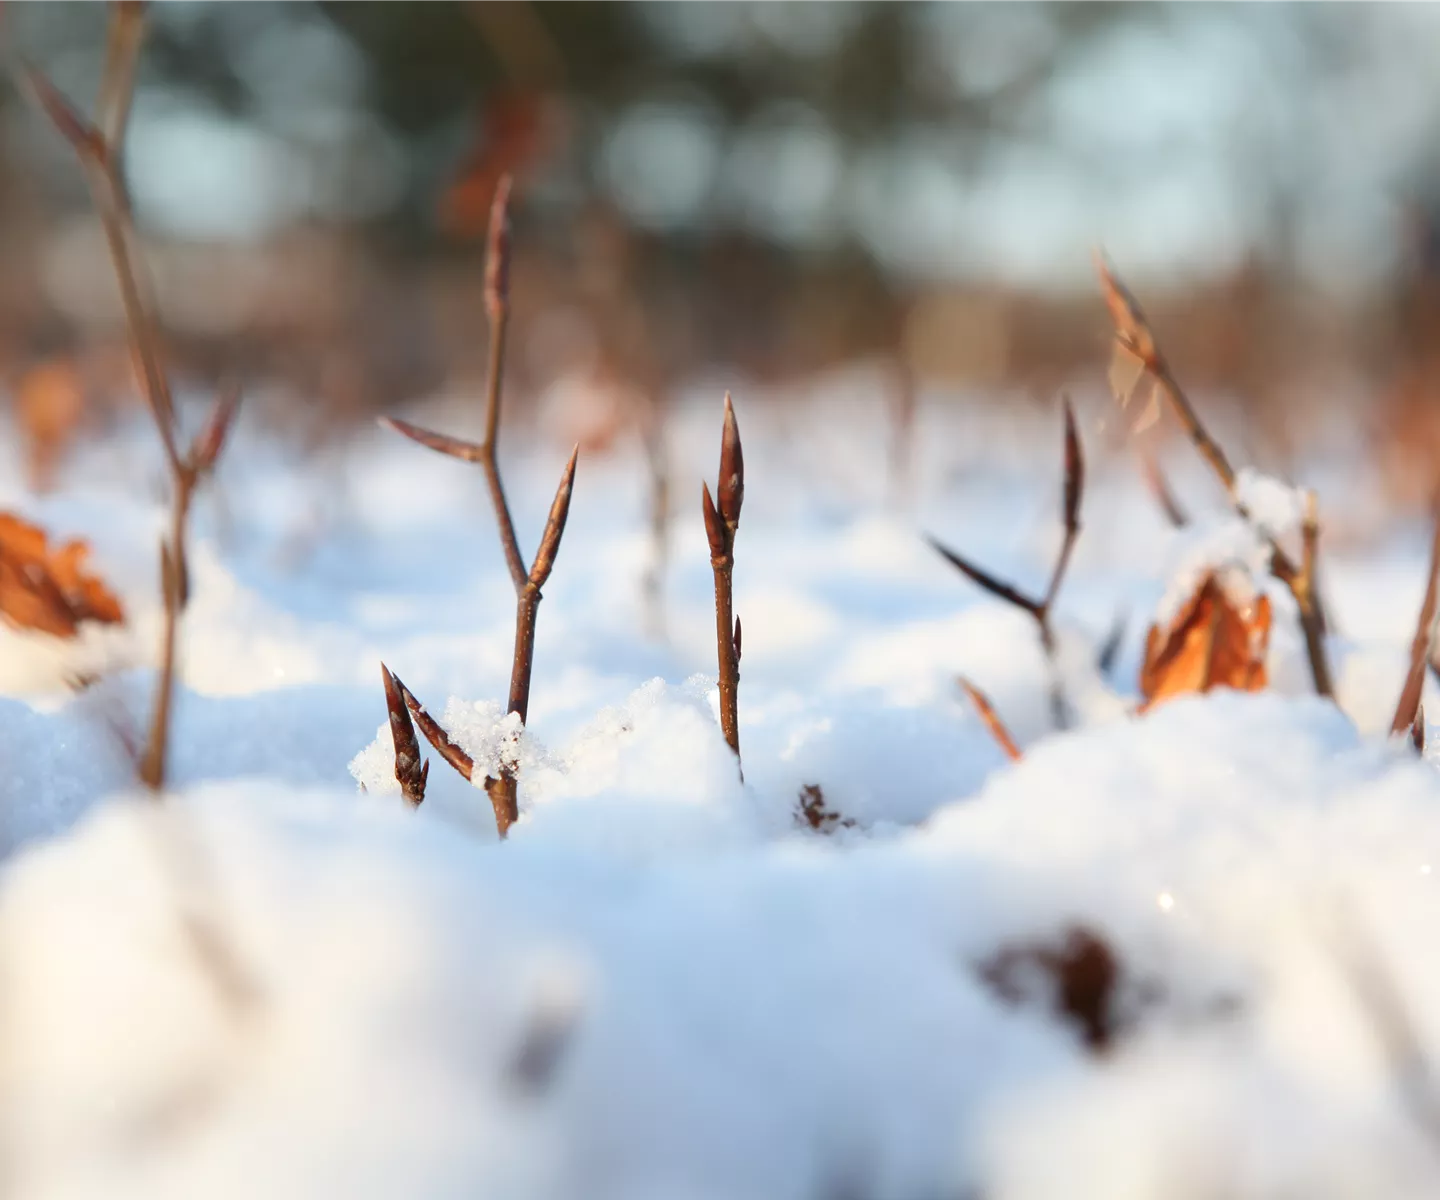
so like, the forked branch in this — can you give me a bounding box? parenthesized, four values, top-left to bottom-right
(702, 393, 745, 767)
(380, 177, 578, 837)
(928, 398, 1084, 728)
(1095, 253, 1334, 699)
(22, 7, 240, 792)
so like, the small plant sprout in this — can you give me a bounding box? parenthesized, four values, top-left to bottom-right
(702, 393, 745, 768)
(380, 176, 579, 837)
(22, 5, 242, 793)
(1390, 495, 1440, 746)
(928, 397, 1084, 728)
(956, 676, 1023, 763)
(1096, 252, 1334, 699)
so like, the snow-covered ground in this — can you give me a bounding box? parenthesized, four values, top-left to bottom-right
(1, 367, 1439, 1199)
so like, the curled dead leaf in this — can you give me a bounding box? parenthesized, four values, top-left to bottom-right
(1139, 570, 1270, 713)
(0, 513, 125, 638)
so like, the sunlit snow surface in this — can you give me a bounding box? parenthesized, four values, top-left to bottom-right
(0, 375, 1438, 1199)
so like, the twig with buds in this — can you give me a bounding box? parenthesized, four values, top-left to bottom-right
(928, 399, 1084, 728)
(381, 177, 578, 837)
(21, 6, 241, 792)
(702, 394, 745, 768)
(1096, 253, 1333, 698)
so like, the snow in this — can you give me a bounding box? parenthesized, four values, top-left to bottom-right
(0, 378, 1438, 1197)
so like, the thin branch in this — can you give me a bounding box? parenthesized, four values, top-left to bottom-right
(957, 676, 1022, 763)
(1139, 447, 1189, 529)
(381, 663, 428, 807)
(924, 537, 1042, 618)
(22, 12, 239, 793)
(378, 417, 485, 464)
(96, 1, 144, 158)
(1096, 609, 1127, 677)
(394, 673, 475, 783)
(480, 176, 528, 592)
(1391, 498, 1440, 738)
(21, 62, 181, 475)
(1095, 252, 1334, 699)
(928, 398, 1084, 728)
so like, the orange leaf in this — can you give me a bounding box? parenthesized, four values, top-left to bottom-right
(0, 513, 125, 638)
(1138, 571, 1271, 713)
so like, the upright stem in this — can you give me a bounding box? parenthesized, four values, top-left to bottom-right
(712, 552, 739, 758)
(139, 475, 192, 789)
(508, 586, 540, 722)
(703, 395, 745, 770)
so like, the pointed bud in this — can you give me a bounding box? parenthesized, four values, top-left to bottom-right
(485, 174, 513, 318)
(191, 381, 241, 476)
(1060, 396, 1083, 537)
(717, 393, 744, 527)
(733, 614, 742, 662)
(529, 446, 579, 589)
(381, 663, 427, 808)
(701, 481, 725, 559)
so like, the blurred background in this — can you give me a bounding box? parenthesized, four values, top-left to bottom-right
(5, 1, 1440, 501)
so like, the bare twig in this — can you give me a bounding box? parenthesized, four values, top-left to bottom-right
(22, 13, 240, 793)
(1139, 447, 1189, 529)
(957, 676, 1023, 763)
(380, 177, 578, 837)
(702, 393, 744, 768)
(1096, 609, 1127, 678)
(391, 671, 477, 784)
(928, 398, 1084, 728)
(1391, 498, 1440, 738)
(1096, 253, 1334, 699)
(380, 663, 428, 807)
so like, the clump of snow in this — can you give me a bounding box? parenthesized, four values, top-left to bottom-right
(1235, 466, 1309, 543)
(348, 722, 402, 797)
(442, 698, 555, 784)
(1147, 514, 1274, 635)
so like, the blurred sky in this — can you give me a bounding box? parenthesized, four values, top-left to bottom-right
(7, 1, 1440, 302)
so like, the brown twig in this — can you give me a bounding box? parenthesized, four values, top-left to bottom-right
(957, 676, 1023, 763)
(1390, 499, 1440, 738)
(702, 393, 744, 769)
(22, 13, 239, 793)
(380, 663, 428, 807)
(380, 177, 578, 837)
(390, 671, 477, 784)
(1096, 609, 1127, 678)
(928, 398, 1084, 728)
(1095, 253, 1334, 699)
(1139, 447, 1189, 529)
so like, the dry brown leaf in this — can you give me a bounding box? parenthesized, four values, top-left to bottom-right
(1138, 570, 1271, 713)
(0, 513, 125, 638)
